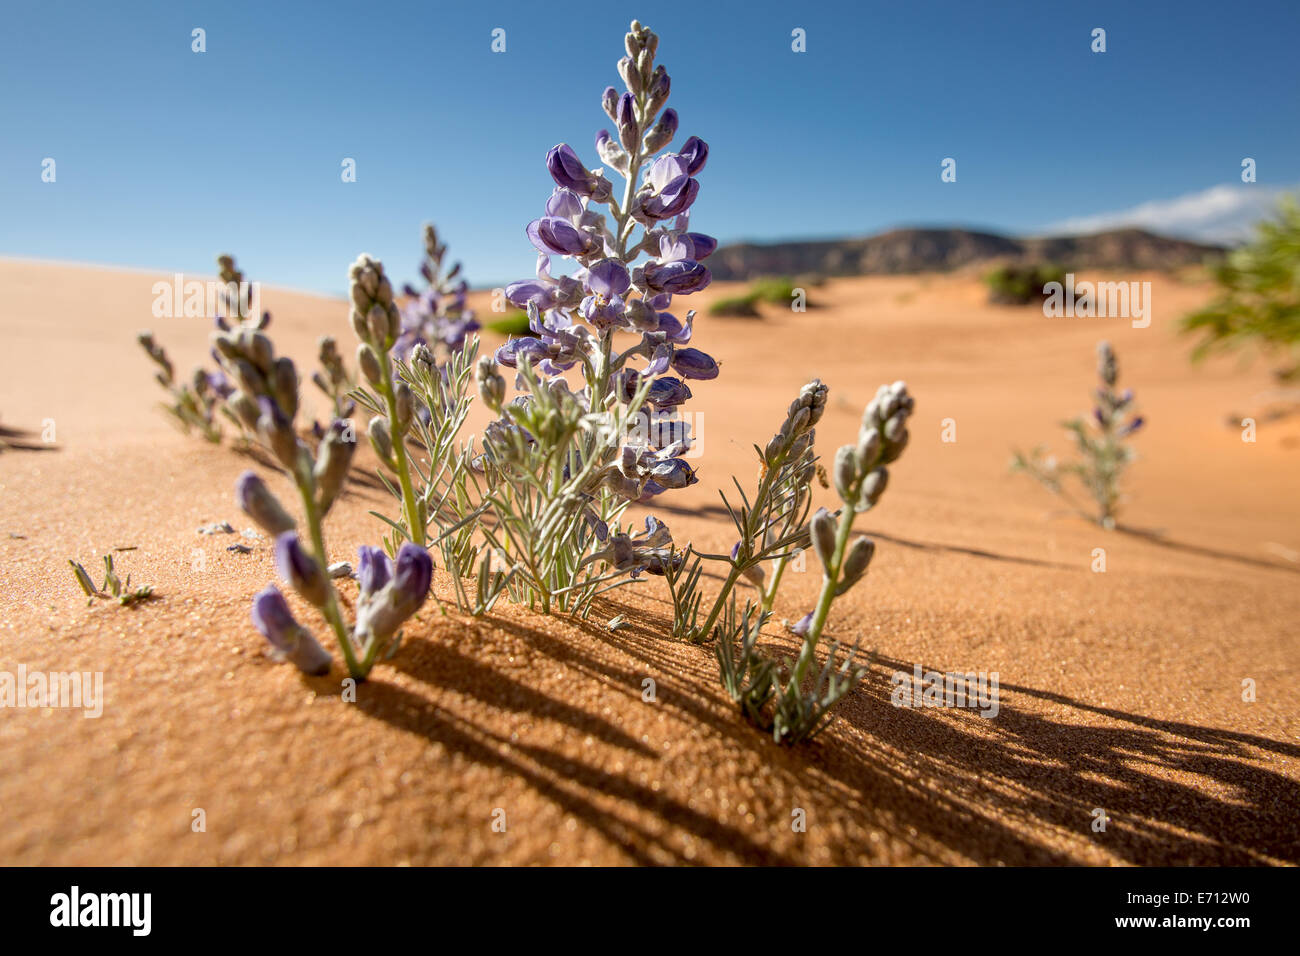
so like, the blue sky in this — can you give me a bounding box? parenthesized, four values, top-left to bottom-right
(1, 0, 1297, 293)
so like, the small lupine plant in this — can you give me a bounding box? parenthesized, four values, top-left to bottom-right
(703, 380, 914, 744)
(1012, 340, 1144, 529)
(137, 330, 229, 442)
(68, 554, 155, 607)
(210, 287, 433, 678)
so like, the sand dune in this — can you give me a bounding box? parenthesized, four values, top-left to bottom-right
(1, 258, 1296, 865)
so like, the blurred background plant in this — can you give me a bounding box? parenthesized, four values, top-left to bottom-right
(1182, 195, 1300, 383)
(708, 276, 808, 317)
(1011, 341, 1144, 530)
(984, 263, 1068, 305)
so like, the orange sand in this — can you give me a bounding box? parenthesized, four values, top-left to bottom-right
(1, 259, 1296, 865)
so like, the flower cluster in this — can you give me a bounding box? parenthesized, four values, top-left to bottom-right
(496, 19, 719, 505)
(394, 223, 479, 362)
(1012, 340, 1143, 529)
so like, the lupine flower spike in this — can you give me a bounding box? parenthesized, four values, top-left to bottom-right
(1012, 341, 1143, 529)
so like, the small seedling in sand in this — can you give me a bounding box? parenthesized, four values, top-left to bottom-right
(1012, 341, 1144, 529)
(68, 555, 155, 607)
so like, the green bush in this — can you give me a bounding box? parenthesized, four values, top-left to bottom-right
(1182, 196, 1300, 380)
(709, 294, 762, 317)
(485, 310, 532, 336)
(985, 264, 1068, 305)
(708, 277, 807, 317)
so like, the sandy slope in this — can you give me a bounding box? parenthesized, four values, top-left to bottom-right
(1, 258, 1296, 866)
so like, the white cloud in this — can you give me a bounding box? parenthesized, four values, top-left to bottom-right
(1040, 183, 1294, 245)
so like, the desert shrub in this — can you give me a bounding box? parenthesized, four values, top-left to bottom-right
(985, 263, 1067, 305)
(708, 276, 805, 317)
(708, 294, 761, 317)
(485, 310, 531, 335)
(1011, 341, 1143, 529)
(1182, 196, 1300, 380)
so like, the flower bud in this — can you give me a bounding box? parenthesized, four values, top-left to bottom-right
(411, 342, 435, 377)
(314, 420, 356, 515)
(833, 444, 858, 503)
(855, 426, 881, 469)
(838, 536, 876, 594)
(274, 532, 330, 608)
(643, 108, 678, 154)
(856, 467, 889, 511)
(368, 415, 394, 466)
(475, 356, 506, 411)
(235, 470, 296, 535)
(394, 382, 414, 434)
(228, 390, 261, 430)
(357, 343, 383, 388)
(257, 398, 300, 471)
(810, 507, 836, 569)
(618, 55, 643, 95)
(250, 585, 332, 676)
(271, 356, 299, 419)
(367, 304, 392, 345)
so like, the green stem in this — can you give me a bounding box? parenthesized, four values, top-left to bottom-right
(793, 503, 856, 685)
(296, 463, 362, 678)
(381, 360, 425, 547)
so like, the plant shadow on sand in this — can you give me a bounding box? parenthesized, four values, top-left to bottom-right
(340, 583, 1300, 865)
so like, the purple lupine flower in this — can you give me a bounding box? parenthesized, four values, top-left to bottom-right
(527, 216, 594, 256)
(353, 542, 433, 647)
(644, 258, 711, 295)
(357, 545, 392, 598)
(1121, 416, 1145, 436)
(547, 145, 594, 194)
(250, 585, 332, 676)
(678, 136, 708, 175)
(670, 347, 720, 380)
(648, 457, 696, 490)
(683, 233, 717, 259)
(579, 259, 631, 327)
(640, 155, 700, 221)
(495, 336, 550, 369)
(645, 376, 692, 409)
(274, 532, 329, 608)
(392, 541, 434, 604)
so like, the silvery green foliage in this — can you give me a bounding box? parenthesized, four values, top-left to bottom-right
(712, 380, 915, 745)
(685, 380, 827, 645)
(1012, 341, 1144, 529)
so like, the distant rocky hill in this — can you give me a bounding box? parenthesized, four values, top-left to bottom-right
(707, 228, 1225, 281)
